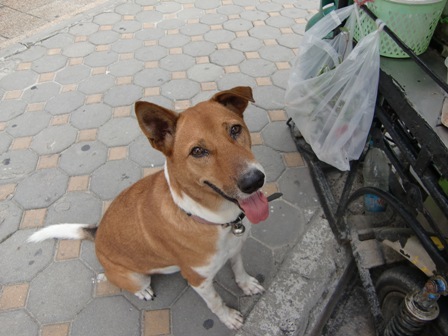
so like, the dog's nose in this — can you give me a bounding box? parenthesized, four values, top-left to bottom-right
(237, 169, 265, 194)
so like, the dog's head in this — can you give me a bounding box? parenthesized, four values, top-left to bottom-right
(135, 86, 268, 224)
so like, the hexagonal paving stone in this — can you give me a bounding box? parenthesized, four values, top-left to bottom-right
(187, 63, 224, 83)
(217, 73, 256, 91)
(71, 103, 112, 129)
(230, 36, 263, 51)
(46, 192, 102, 225)
(14, 168, 69, 209)
(103, 84, 142, 107)
(183, 41, 216, 57)
(55, 64, 91, 85)
(113, 20, 142, 33)
(31, 55, 67, 73)
(278, 167, 320, 209)
(78, 74, 115, 94)
(129, 135, 165, 167)
(0, 150, 38, 183)
(204, 30, 235, 43)
(0, 310, 39, 336)
(84, 50, 118, 67)
(89, 30, 120, 45)
(252, 145, 285, 182)
(210, 49, 244, 66)
(62, 41, 95, 57)
(239, 9, 269, 22)
(6, 111, 51, 137)
(80, 240, 103, 272)
(266, 15, 295, 28)
(200, 13, 227, 24)
(251, 200, 305, 248)
(27, 259, 93, 324)
(41, 33, 74, 49)
(0, 229, 55, 283)
(171, 287, 231, 336)
(223, 18, 253, 32)
(45, 91, 85, 115)
(178, 7, 204, 20)
(259, 45, 295, 62)
(198, 0, 224, 10)
(0, 200, 22, 242)
(261, 121, 297, 152)
(244, 104, 269, 133)
(59, 141, 108, 175)
(0, 70, 37, 90)
(161, 79, 200, 100)
(0, 132, 12, 153)
(93, 12, 121, 25)
(90, 159, 141, 200)
(135, 10, 163, 24)
(272, 69, 290, 89)
(123, 272, 188, 310)
(159, 54, 194, 72)
(108, 59, 144, 77)
(115, 2, 142, 15)
(240, 59, 276, 77)
(71, 296, 140, 336)
(69, 22, 99, 35)
(156, 1, 182, 13)
(278, 34, 303, 49)
(134, 45, 168, 61)
(253, 86, 286, 110)
(134, 68, 170, 88)
(157, 18, 185, 30)
(215, 237, 274, 297)
(281, 7, 308, 19)
(249, 26, 281, 39)
(22, 82, 61, 103)
(98, 117, 140, 147)
(31, 124, 77, 155)
(111, 39, 143, 53)
(135, 26, 164, 41)
(180, 23, 210, 36)
(13, 45, 46, 62)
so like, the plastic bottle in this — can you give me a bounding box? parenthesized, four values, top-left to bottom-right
(363, 147, 389, 212)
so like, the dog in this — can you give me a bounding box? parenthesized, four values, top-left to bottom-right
(28, 86, 271, 330)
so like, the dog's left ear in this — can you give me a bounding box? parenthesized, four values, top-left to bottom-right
(211, 86, 255, 116)
(135, 101, 178, 156)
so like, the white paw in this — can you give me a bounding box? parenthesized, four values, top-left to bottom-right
(134, 286, 155, 301)
(237, 276, 265, 296)
(220, 307, 244, 330)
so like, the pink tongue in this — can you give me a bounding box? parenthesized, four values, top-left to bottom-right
(239, 191, 269, 224)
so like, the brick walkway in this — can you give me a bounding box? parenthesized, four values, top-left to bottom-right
(0, 1, 353, 336)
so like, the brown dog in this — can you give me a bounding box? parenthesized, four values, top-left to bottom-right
(28, 86, 270, 329)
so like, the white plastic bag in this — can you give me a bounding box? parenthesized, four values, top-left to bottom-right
(285, 5, 382, 171)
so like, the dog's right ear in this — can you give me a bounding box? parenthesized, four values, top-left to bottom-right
(135, 101, 178, 156)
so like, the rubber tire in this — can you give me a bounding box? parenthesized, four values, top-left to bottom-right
(376, 265, 448, 336)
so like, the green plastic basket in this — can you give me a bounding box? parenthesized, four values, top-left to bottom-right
(354, 0, 447, 58)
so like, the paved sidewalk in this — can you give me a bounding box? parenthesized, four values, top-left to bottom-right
(0, 1, 352, 335)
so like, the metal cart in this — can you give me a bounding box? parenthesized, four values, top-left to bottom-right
(287, 6, 448, 336)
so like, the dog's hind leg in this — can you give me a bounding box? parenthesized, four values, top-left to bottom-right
(230, 253, 264, 296)
(104, 269, 154, 301)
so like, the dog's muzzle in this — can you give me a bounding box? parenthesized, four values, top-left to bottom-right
(237, 168, 265, 194)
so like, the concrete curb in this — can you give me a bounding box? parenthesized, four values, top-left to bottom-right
(236, 209, 352, 336)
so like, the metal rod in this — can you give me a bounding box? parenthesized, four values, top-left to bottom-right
(360, 5, 448, 94)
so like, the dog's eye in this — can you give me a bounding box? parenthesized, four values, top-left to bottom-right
(190, 146, 208, 158)
(230, 125, 242, 139)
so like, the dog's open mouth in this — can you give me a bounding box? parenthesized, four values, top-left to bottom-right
(238, 191, 269, 224)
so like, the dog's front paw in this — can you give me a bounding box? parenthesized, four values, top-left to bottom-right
(134, 286, 155, 301)
(220, 307, 244, 330)
(237, 276, 265, 296)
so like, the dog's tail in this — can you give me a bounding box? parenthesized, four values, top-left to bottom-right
(27, 224, 97, 243)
